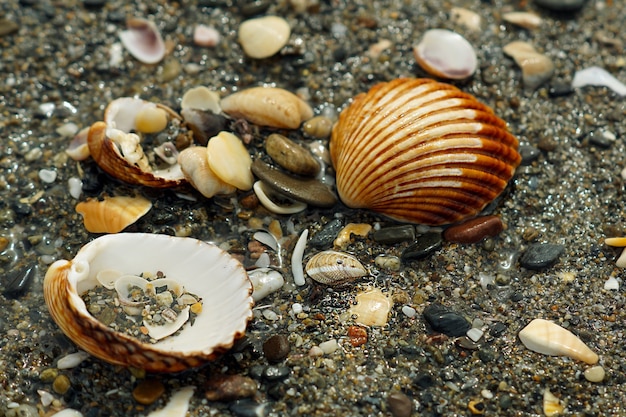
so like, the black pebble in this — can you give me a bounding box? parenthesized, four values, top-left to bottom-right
(423, 303, 471, 337)
(520, 243, 564, 270)
(4, 265, 37, 298)
(372, 225, 415, 245)
(308, 218, 343, 248)
(489, 321, 507, 337)
(262, 335, 290, 363)
(548, 80, 574, 97)
(412, 372, 435, 389)
(401, 232, 442, 261)
(534, 0, 587, 12)
(519, 145, 541, 166)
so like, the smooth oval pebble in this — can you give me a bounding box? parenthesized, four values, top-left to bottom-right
(520, 243, 564, 270)
(443, 215, 504, 244)
(52, 374, 71, 395)
(584, 365, 605, 383)
(533, 0, 587, 12)
(205, 375, 257, 401)
(302, 115, 334, 139)
(265, 133, 320, 176)
(401, 232, 442, 261)
(229, 399, 270, 417)
(251, 160, 337, 207)
(262, 334, 291, 363)
(238, 15, 290, 59)
(388, 391, 413, 417)
(423, 303, 471, 337)
(132, 379, 165, 405)
(372, 225, 415, 245)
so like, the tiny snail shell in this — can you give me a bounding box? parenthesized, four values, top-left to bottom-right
(305, 250, 367, 286)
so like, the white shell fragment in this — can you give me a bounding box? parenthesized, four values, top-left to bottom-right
(57, 351, 90, 369)
(413, 29, 477, 80)
(221, 87, 313, 129)
(348, 287, 393, 327)
(518, 318, 599, 364)
(206, 131, 253, 190)
(147, 386, 195, 417)
(306, 251, 367, 287)
(503, 41, 554, 90)
(450, 7, 481, 32)
(181, 86, 221, 113)
(119, 18, 166, 64)
(193, 25, 220, 47)
(249, 268, 285, 301)
(502, 12, 543, 30)
(292, 229, 309, 286)
(253, 181, 307, 214)
(572, 66, 626, 96)
(543, 389, 564, 417)
(178, 146, 236, 199)
(238, 16, 290, 59)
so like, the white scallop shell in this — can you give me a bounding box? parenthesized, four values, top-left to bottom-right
(330, 78, 521, 225)
(413, 29, 477, 80)
(43, 233, 253, 373)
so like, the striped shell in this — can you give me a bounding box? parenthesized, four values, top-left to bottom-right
(305, 250, 367, 286)
(43, 233, 253, 373)
(330, 78, 521, 225)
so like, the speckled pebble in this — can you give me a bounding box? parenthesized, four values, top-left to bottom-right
(519, 145, 541, 165)
(205, 375, 258, 401)
(443, 215, 503, 244)
(423, 303, 471, 337)
(387, 391, 413, 417)
(262, 334, 291, 363)
(52, 374, 71, 395)
(519, 243, 564, 270)
(401, 232, 442, 261)
(265, 133, 320, 177)
(309, 218, 343, 248)
(132, 379, 165, 405)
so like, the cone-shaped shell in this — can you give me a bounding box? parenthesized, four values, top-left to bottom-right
(43, 233, 254, 373)
(519, 318, 599, 365)
(75, 195, 152, 233)
(330, 78, 521, 225)
(88, 121, 186, 188)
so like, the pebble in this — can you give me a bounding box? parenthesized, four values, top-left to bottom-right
(387, 391, 413, 417)
(375, 254, 401, 271)
(423, 303, 471, 337)
(443, 215, 504, 244)
(262, 334, 291, 363)
(49, 410, 83, 417)
(533, 0, 587, 12)
(502, 12, 543, 30)
(40, 368, 59, 383)
(519, 243, 564, 270)
(132, 379, 165, 405)
(604, 276, 619, 290)
(372, 225, 415, 244)
(503, 41, 554, 90)
(466, 327, 484, 342)
(193, 24, 220, 47)
(318, 338, 339, 354)
(450, 7, 481, 32)
(401, 232, 442, 261)
(519, 145, 541, 165)
(52, 374, 71, 395)
(583, 365, 605, 383)
(334, 223, 371, 249)
(309, 218, 343, 248)
(205, 375, 257, 401)
(238, 16, 290, 59)
(251, 160, 337, 207)
(302, 115, 333, 139)
(57, 351, 90, 369)
(229, 400, 270, 417)
(347, 326, 368, 347)
(4, 265, 37, 298)
(38, 169, 57, 183)
(262, 365, 290, 381)
(401, 305, 417, 318)
(249, 268, 285, 301)
(265, 133, 320, 177)
(548, 80, 574, 97)
(0, 19, 19, 37)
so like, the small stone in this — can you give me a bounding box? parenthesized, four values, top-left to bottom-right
(52, 374, 71, 395)
(251, 159, 337, 207)
(520, 243, 564, 270)
(229, 399, 270, 417)
(0, 19, 19, 37)
(4, 265, 37, 298)
(604, 277, 619, 290)
(318, 339, 339, 354)
(265, 133, 320, 177)
(584, 365, 605, 383)
(423, 303, 471, 337)
(372, 225, 415, 244)
(205, 375, 257, 401)
(194, 24, 220, 47)
(548, 80, 574, 97)
(412, 372, 435, 389)
(262, 334, 291, 363)
(401, 232, 442, 261)
(375, 254, 401, 271)
(388, 391, 413, 417)
(262, 365, 290, 381)
(490, 322, 507, 337)
(347, 326, 368, 347)
(443, 215, 503, 244)
(519, 145, 541, 165)
(309, 218, 343, 248)
(40, 368, 59, 383)
(302, 116, 333, 139)
(132, 379, 165, 405)
(401, 305, 417, 318)
(467, 327, 484, 342)
(238, 16, 290, 59)
(533, 0, 587, 12)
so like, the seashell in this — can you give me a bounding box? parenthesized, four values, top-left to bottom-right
(238, 16, 290, 59)
(543, 388, 564, 417)
(206, 131, 254, 190)
(104, 97, 179, 134)
(221, 87, 313, 129)
(572, 66, 626, 97)
(248, 267, 285, 301)
(450, 7, 481, 32)
(502, 12, 543, 30)
(193, 24, 220, 48)
(180, 86, 221, 113)
(88, 122, 186, 188)
(330, 78, 521, 225)
(413, 29, 477, 80)
(503, 41, 554, 91)
(153, 142, 179, 165)
(518, 318, 599, 364)
(348, 287, 393, 327)
(75, 195, 152, 233)
(177, 146, 236, 198)
(43, 233, 254, 372)
(253, 180, 307, 214)
(66, 126, 91, 161)
(305, 250, 367, 286)
(119, 18, 165, 64)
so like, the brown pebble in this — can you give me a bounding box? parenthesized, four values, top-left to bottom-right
(388, 391, 413, 417)
(443, 215, 504, 244)
(40, 368, 58, 383)
(263, 334, 291, 363)
(239, 192, 260, 209)
(265, 133, 320, 176)
(302, 115, 333, 139)
(0, 236, 9, 252)
(347, 326, 368, 347)
(132, 379, 165, 405)
(52, 374, 71, 395)
(205, 375, 257, 401)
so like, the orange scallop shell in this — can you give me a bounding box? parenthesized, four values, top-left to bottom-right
(330, 78, 521, 225)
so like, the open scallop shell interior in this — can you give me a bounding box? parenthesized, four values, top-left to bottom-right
(43, 233, 254, 373)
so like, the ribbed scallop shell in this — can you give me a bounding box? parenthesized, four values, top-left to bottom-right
(305, 250, 367, 286)
(330, 78, 521, 225)
(43, 233, 253, 373)
(75, 195, 152, 233)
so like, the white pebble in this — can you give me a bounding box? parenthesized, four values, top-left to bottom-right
(57, 351, 90, 369)
(56, 122, 79, 137)
(193, 24, 220, 47)
(39, 169, 57, 183)
(238, 16, 290, 59)
(50, 409, 83, 417)
(467, 327, 484, 342)
(249, 268, 284, 301)
(401, 305, 417, 318)
(38, 390, 55, 407)
(572, 66, 626, 96)
(481, 389, 494, 399)
(262, 309, 279, 321)
(292, 302, 303, 314)
(39, 102, 55, 118)
(291, 229, 308, 286)
(68, 177, 82, 199)
(604, 276, 619, 290)
(109, 42, 123, 67)
(318, 338, 339, 354)
(616, 248, 626, 268)
(584, 365, 606, 383)
(308, 346, 324, 357)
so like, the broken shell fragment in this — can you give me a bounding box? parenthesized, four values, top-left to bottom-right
(221, 87, 313, 129)
(253, 181, 307, 214)
(518, 318, 599, 364)
(502, 12, 543, 30)
(249, 268, 285, 301)
(206, 131, 253, 190)
(66, 126, 91, 161)
(119, 18, 166, 64)
(104, 97, 179, 134)
(238, 16, 290, 59)
(503, 41, 554, 90)
(178, 146, 236, 198)
(450, 7, 481, 32)
(330, 78, 521, 225)
(75, 195, 152, 233)
(305, 251, 367, 286)
(348, 287, 393, 327)
(181, 108, 227, 146)
(43, 233, 254, 372)
(413, 29, 477, 80)
(181, 86, 221, 113)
